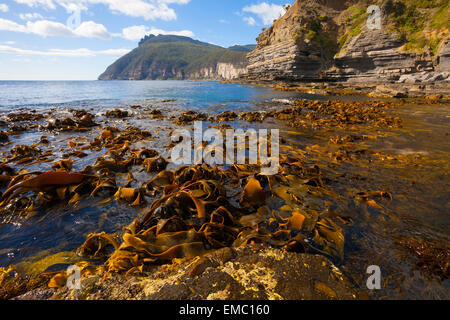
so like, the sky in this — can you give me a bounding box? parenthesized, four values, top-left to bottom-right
(0, 0, 294, 80)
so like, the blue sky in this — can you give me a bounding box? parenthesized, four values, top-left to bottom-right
(0, 0, 293, 80)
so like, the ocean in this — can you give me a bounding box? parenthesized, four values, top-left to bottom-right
(0, 80, 305, 110)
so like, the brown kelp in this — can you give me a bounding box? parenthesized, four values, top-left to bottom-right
(62, 159, 349, 280)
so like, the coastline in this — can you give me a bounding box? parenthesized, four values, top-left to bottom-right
(223, 79, 450, 101)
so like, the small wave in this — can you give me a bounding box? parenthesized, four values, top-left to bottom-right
(272, 98, 294, 105)
(396, 148, 429, 156)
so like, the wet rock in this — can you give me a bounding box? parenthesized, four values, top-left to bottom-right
(8, 124, 27, 133)
(368, 85, 408, 98)
(11, 288, 56, 300)
(9, 145, 40, 161)
(71, 109, 91, 118)
(7, 112, 45, 122)
(40, 136, 49, 144)
(0, 131, 9, 142)
(76, 112, 97, 127)
(42, 115, 97, 132)
(174, 111, 208, 125)
(397, 238, 450, 280)
(148, 109, 163, 119)
(238, 111, 266, 122)
(0, 272, 57, 300)
(28, 245, 365, 300)
(105, 108, 129, 118)
(188, 247, 237, 277)
(216, 111, 238, 122)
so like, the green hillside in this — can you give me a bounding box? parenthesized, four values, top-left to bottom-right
(99, 35, 254, 80)
(228, 44, 257, 52)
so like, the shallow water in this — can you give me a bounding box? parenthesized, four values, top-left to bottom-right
(0, 80, 307, 267)
(0, 81, 448, 299)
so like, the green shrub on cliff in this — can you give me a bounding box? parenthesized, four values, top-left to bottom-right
(342, 6, 368, 38)
(430, 1, 450, 29)
(385, 0, 449, 53)
(301, 18, 337, 60)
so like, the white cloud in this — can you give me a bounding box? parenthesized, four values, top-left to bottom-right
(73, 21, 110, 39)
(120, 25, 194, 41)
(1, 17, 192, 41)
(14, 0, 56, 9)
(0, 18, 28, 33)
(0, 44, 130, 57)
(19, 13, 44, 20)
(0, 3, 8, 12)
(0, 18, 110, 39)
(243, 2, 286, 25)
(13, 0, 191, 21)
(26, 20, 75, 37)
(243, 16, 257, 26)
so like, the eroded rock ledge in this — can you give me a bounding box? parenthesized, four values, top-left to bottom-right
(14, 246, 366, 300)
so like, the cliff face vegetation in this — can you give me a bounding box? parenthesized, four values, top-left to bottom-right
(99, 35, 252, 80)
(245, 0, 449, 82)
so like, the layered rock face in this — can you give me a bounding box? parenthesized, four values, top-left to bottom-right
(244, 0, 449, 83)
(100, 63, 246, 81)
(245, 0, 338, 81)
(246, 40, 324, 81)
(186, 63, 247, 80)
(100, 59, 247, 81)
(327, 31, 434, 82)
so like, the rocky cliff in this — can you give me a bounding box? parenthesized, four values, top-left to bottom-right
(187, 63, 247, 80)
(99, 35, 252, 80)
(326, 30, 435, 81)
(243, 0, 450, 83)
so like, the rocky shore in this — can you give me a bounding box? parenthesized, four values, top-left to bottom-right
(13, 246, 365, 300)
(1, 91, 448, 300)
(224, 79, 450, 102)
